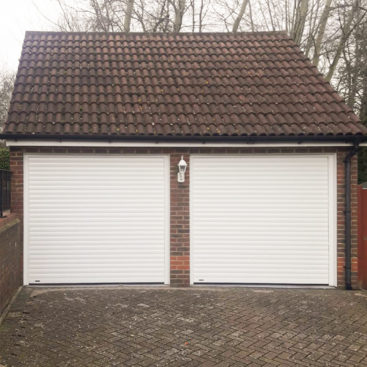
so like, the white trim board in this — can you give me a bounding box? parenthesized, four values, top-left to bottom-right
(7, 139, 356, 148)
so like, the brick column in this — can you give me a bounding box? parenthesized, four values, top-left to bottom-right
(9, 149, 24, 221)
(170, 152, 190, 287)
(9, 148, 24, 286)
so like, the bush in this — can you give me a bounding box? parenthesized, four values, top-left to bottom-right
(359, 147, 367, 184)
(0, 148, 9, 170)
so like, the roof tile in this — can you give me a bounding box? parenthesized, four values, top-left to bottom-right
(3, 31, 366, 138)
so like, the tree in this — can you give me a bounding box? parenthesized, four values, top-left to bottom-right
(0, 71, 15, 133)
(291, 0, 309, 45)
(325, 0, 362, 82)
(170, 0, 187, 32)
(124, 0, 135, 31)
(312, 0, 333, 67)
(232, 0, 249, 32)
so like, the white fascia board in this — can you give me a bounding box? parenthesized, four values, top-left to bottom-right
(5, 139, 355, 148)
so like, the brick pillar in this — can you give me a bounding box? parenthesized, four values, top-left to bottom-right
(9, 149, 24, 221)
(170, 152, 190, 287)
(9, 148, 24, 285)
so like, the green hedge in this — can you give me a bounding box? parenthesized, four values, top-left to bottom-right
(0, 148, 9, 170)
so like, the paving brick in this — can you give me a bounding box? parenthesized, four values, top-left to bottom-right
(1, 287, 367, 366)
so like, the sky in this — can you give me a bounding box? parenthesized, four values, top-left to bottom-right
(0, 0, 253, 73)
(0, 0, 62, 72)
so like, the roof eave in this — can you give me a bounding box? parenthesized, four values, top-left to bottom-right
(1, 133, 366, 144)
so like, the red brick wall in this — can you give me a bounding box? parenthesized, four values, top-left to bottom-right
(0, 215, 22, 315)
(10, 146, 359, 288)
(170, 152, 190, 286)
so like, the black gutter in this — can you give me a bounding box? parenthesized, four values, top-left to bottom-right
(344, 141, 359, 290)
(0, 133, 366, 143)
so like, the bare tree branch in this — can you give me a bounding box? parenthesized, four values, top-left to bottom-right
(312, 0, 333, 66)
(326, 0, 365, 82)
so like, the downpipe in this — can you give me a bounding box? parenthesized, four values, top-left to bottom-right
(344, 142, 359, 290)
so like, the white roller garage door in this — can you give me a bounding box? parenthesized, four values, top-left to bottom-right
(24, 154, 169, 285)
(191, 155, 336, 286)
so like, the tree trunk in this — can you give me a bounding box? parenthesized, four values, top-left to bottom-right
(232, 0, 249, 33)
(361, 85, 367, 124)
(199, 0, 205, 32)
(123, 0, 135, 32)
(191, 0, 195, 31)
(304, 0, 322, 57)
(312, 0, 332, 67)
(291, 0, 309, 45)
(173, 0, 186, 32)
(248, 0, 254, 32)
(360, 44, 367, 123)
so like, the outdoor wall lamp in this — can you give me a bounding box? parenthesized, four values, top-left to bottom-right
(177, 156, 187, 183)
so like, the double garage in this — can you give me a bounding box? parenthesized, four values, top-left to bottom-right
(24, 153, 336, 286)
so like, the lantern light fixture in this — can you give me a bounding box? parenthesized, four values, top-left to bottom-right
(177, 155, 187, 183)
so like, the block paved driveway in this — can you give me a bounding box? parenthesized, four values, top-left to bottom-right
(1, 287, 367, 366)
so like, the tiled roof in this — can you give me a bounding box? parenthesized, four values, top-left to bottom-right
(3, 31, 367, 139)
